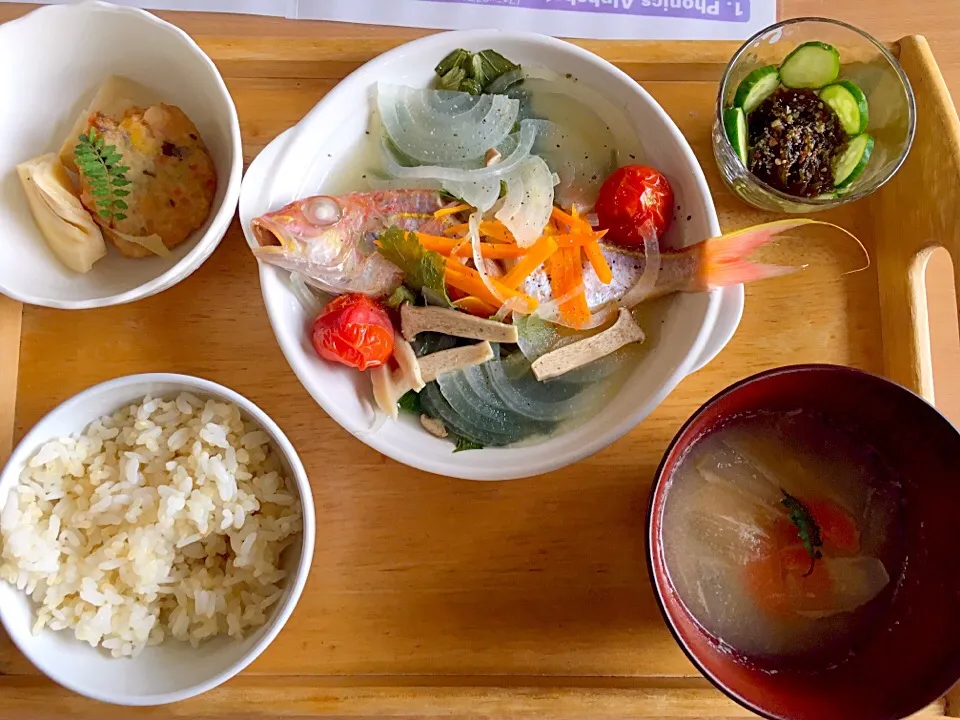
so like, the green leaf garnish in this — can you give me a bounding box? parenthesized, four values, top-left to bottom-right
(74, 128, 131, 223)
(437, 66, 467, 92)
(781, 490, 823, 577)
(460, 78, 483, 96)
(375, 227, 450, 307)
(453, 436, 484, 453)
(397, 390, 422, 415)
(472, 50, 517, 88)
(433, 48, 520, 95)
(435, 48, 470, 77)
(385, 285, 417, 310)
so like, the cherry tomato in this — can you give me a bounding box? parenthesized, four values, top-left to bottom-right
(311, 294, 394, 371)
(595, 165, 674, 248)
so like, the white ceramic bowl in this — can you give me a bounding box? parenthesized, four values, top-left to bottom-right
(239, 30, 744, 481)
(0, 374, 315, 705)
(0, 2, 242, 309)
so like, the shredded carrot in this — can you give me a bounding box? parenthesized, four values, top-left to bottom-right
(445, 260, 539, 312)
(416, 232, 526, 258)
(552, 207, 612, 285)
(545, 246, 591, 328)
(551, 206, 587, 232)
(553, 229, 608, 248)
(500, 236, 559, 289)
(434, 203, 471, 219)
(478, 221, 515, 244)
(453, 296, 499, 317)
(443, 220, 516, 244)
(583, 240, 613, 284)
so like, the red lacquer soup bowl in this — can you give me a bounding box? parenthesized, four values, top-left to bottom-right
(647, 364, 960, 720)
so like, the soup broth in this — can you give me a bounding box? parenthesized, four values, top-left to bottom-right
(660, 409, 904, 668)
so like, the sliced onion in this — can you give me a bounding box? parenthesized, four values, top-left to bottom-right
(553, 347, 633, 386)
(379, 120, 537, 183)
(619, 221, 661, 308)
(442, 176, 502, 213)
(468, 211, 504, 304)
(377, 83, 519, 166)
(492, 296, 526, 323)
(421, 383, 521, 447)
(495, 156, 555, 248)
(581, 302, 620, 330)
(527, 118, 616, 211)
(484, 353, 610, 422)
(289, 272, 326, 316)
(532, 282, 585, 325)
(514, 314, 558, 360)
(436, 373, 541, 443)
(486, 68, 525, 95)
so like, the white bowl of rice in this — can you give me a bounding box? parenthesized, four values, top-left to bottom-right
(0, 374, 315, 705)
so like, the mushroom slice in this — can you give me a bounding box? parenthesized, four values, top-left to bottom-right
(401, 304, 518, 344)
(420, 414, 448, 438)
(530, 307, 644, 381)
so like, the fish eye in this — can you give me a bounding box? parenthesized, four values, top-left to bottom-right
(303, 197, 341, 227)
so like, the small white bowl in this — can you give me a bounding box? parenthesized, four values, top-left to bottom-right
(240, 31, 744, 481)
(0, 2, 242, 309)
(0, 374, 315, 706)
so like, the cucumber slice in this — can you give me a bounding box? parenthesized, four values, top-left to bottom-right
(833, 133, 874, 188)
(820, 80, 869, 135)
(733, 65, 780, 114)
(779, 41, 841, 89)
(722, 107, 749, 166)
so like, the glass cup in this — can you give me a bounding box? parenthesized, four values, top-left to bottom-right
(713, 17, 916, 213)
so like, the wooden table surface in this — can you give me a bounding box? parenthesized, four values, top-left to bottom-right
(0, 2, 958, 719)
(1, 0, 956, 422)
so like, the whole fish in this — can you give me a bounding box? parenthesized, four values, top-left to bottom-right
(251, 190, 454, 296)
(523, 222, 816, 316)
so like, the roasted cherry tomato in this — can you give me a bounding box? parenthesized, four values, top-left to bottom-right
(311, 294, 394, 371)
(595, 165, 674, 248)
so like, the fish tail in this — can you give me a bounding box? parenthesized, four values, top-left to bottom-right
(687, 219, 823, 291)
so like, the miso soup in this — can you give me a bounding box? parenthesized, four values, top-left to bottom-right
(660, 409, 904, 668)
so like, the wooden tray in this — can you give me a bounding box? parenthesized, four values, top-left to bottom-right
(1, 33, 958, 720)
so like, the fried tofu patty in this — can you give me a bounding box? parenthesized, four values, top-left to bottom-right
(79, 104, 217, 258)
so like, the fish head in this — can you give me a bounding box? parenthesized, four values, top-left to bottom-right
(251, 195, 371, 271)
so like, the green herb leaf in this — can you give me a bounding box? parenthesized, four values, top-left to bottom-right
(375, 227, 450, 306)
(437, 66, 467, 92)
(460, 78, 483, 96)
(385, 285, 417, 310)
(475, 49, 519, 83)
(433, 47, 520, 95)
(453, 436, 484, 453)
(398, 391, 422, 415)
(435, 48, 469, 77)
(73, 128, 132, 225)
(781, 490, 823, 577)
